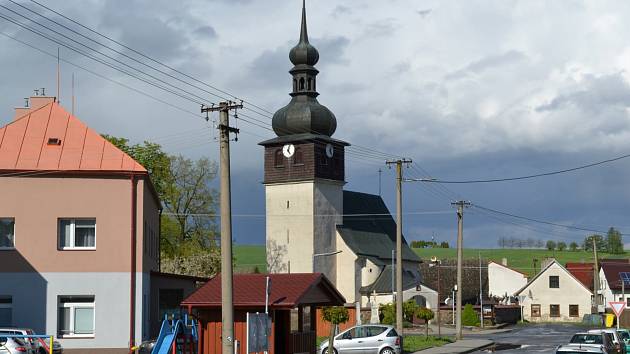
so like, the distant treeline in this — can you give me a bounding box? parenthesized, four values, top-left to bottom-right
(496, 227, 624, 254)
(497, 237, 545, 249)
(410, 240, 450, 249)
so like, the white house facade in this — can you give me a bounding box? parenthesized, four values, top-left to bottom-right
(488, 261, 528, 298)
(516, 260, 592, 322)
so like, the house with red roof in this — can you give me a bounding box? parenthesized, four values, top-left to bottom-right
(599, 261, 630, 310)
(0, 96, 199, 353)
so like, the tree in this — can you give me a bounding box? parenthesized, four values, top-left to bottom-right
(322, 306, 349, 354)
(440, 241, 450, 248)
(266, 239, 288, 273)
(569, 242, 579, 251)
(416, 307, 434, 338)
(462, 303, 479, 326)
(557, 242, 567, 251)
(583, 234, 605, 252)
(546, 240, 556, 251)
(104, 135, 220, 277)
(606, 227, 624, 254)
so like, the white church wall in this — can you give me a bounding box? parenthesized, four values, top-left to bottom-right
(335, 230, 359, 304)
(312, 180, 344, 283)
(265, 182, 314, 274)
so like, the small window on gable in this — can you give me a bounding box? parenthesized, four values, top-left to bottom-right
(274, 149, 284, 168)
(293, 148, 303, 165)
(549, 276, 559, 288)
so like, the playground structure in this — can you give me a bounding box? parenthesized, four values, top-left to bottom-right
(151, 314, 198, 354)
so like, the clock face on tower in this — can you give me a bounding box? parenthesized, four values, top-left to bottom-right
(325, 144, 334, 158)
(282, 144, 295, 158)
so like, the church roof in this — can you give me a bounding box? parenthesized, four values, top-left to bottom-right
(359, 264, 421, 294)
(0, 100, 146, 174)
(338, 191, 421, 263)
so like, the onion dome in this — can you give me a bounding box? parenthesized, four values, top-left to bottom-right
(272, 0, 337, 137)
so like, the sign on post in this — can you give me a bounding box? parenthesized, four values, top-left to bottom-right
(246, 312, 271, 353)
(609, 301, 626, 329)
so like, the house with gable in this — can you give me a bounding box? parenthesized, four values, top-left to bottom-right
(598, 261, 630, 309)
(516, 259, 592, 322)
(487, 260, 528, 299)
(0, 96, 200, 353)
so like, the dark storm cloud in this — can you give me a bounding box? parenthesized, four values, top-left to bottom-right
(536, 73, 630, 114)
(445, 50, 528, 80)
(193, 25, 217, 40)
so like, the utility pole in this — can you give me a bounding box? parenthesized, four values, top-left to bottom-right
(386, 158, 412, 335)
(593, 236, 600, 313)
(479, 252, 484, 328)
(452, 200, 470, 341)
(201, 101, 241, 354)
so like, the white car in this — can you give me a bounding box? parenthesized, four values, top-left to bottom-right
(0, 336, 31, 354)
(589, 329, 626, 354)
(319, 325, 401, 354)
(556, 343, 608, 353)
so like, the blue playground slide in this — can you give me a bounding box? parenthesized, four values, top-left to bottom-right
(151, 315, 198, 354)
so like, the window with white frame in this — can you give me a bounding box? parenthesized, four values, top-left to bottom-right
(58, 296, 95, 337)
(58, 219, 96, 249)
(0, 218, 15, 249)
(0, 296, 12, 326)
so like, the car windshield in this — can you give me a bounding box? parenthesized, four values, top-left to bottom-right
(570, 334, 603, 344)
(618, 331, 630, 340)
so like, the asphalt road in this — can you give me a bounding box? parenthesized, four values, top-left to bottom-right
(470, 324, 589, 353)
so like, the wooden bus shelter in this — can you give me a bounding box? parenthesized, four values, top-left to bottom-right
(181, 273, 345, 354)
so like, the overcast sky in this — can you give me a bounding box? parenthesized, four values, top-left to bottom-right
(2, 0, 630, 248)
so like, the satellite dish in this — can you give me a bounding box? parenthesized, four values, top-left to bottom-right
(445, 297, 452, 305)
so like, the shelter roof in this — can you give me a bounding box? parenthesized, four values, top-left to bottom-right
(0, 100, 146, 174)
(338, 191, 421, 263)
(181, 273, 345, 309)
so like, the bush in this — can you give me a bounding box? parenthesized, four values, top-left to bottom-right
(380, 300, 419, 325)
(462, 304, 480, 326)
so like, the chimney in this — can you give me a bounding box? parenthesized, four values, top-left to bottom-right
(501, 258, 508, 266)
(14, 96, 56, 120)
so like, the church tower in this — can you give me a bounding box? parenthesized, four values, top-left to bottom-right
(260, 1, 348, 282)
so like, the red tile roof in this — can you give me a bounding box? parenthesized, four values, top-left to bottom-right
(601, 262, 630, 290)
(0, 101, 146, 173)
(565, 262, 594, 290)
(181, 273, 346, 309)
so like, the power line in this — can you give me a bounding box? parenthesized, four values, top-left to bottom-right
(417, 152, 630, 184)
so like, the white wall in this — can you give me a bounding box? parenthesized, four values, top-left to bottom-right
(488, 262, 528, 297)
(518, 262, 592, 322)
(599, 268, 630, 309)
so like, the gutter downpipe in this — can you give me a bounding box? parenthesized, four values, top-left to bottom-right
(129, 174, 138, 353)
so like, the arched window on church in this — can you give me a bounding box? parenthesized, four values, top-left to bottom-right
(307, 78, 312, 91)
(293, 79, 297, 92)
(274, 149, 284, 168)
(293, 147, 303, 165)
(299, 78, 305, 91)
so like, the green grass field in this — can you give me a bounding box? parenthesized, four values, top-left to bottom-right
(233, 244, 627, 277)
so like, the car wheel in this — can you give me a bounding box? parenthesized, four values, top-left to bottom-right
(39, 349, 47, 354)
(380, 347, 395, 354)
(321, 348, 337, 354)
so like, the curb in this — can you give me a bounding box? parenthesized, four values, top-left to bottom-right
(414, 340, 495, 354)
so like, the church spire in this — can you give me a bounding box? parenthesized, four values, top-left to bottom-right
(272, 0, 337, 137)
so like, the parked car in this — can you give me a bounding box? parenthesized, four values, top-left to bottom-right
(570, 332, 617, 354)
(319, 325, 401, 354)
(0, 328, 61, 354)
(0, 329, 36, 354)
(0, 336, 30, 354)
(589, 329, 626, 354)
(617, 329, 630, 352)
(556, 343, 609, 353)
(137, 340, 156, 354)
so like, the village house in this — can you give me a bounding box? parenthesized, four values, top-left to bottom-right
(598, 261, 630, 309)
(0, 96, 200, 353)
(487, 260, 528, 299)
(515, 259, 592, 322)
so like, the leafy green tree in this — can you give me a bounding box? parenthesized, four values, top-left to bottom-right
(546, 240, 556, 251)
(557, 242, 567, 251)
(103, 135, 220, 277)
(322, 306, 349, 354)
(462, 303, 480, 326)
(583, 234, 605, 252)
(606, 227, 624, 254)
(416, 307, 434, 338)
(569, 242, 579, 251)
(380, 300, 418, 326)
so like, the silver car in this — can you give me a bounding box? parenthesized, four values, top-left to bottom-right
(319, 325, 401, 354)
(556, 343, 608, 353)
(0, 336, 30, 354)
(589, 329, 626, 354)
